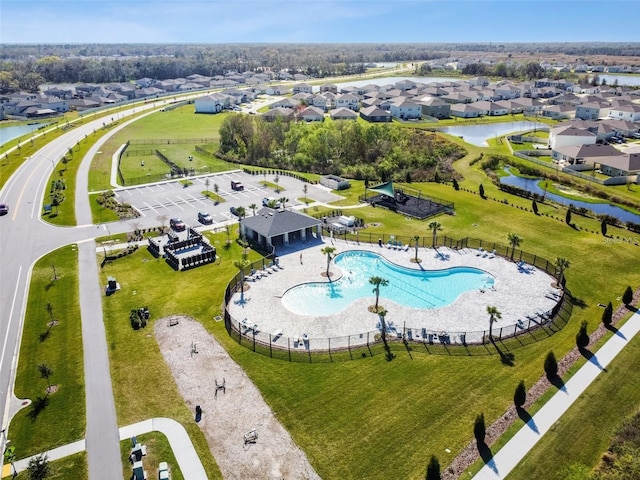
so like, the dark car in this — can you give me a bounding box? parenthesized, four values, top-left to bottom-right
(170, 217, 186, 231)
(197, 211, 213, 224)
(0, 203, 8, 215)
(229, 206, 240, 217)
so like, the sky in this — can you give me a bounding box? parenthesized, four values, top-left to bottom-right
(1, 0, 640, 44)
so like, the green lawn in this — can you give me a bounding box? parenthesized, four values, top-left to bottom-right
(10, 245, 85, 459)
(120, 432, 184, 480)
(12, 451, 87, 480)
(96, 182, 640, 479)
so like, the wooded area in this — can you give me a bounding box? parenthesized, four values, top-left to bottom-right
(217, 115, 466, 182)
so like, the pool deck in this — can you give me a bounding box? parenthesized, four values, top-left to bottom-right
(228, 238, 560, 349)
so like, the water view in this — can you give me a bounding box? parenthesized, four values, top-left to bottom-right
(438, 121, 547, 147)
(0, 123, 46, 146)
(500, 170, 640, 224)
(333, 76, 462, 91)
(281, 250, 493, 316)
(588, 74, 640, 87)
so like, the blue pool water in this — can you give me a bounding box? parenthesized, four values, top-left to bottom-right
(281, 251, 494, 316)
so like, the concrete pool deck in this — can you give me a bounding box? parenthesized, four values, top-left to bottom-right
(227, 238, 560, 349)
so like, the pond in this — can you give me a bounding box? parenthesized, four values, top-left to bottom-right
(588, 74, 640, 87)
(500, 170, 640, 224)
(0, 123, 46, 146)
(438, 121, 547, 147)
(333, 76, 461, 91)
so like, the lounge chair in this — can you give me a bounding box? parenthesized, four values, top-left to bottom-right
(403, 244, 410, 252)
(476, 247, 484, 256)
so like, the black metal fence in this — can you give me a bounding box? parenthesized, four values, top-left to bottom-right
(223, 235, 573, 362)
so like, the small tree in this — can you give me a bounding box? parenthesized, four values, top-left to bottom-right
(213, 183, 219, 203)
(555, 257, 570, 287)
(204, 177, 210, 196)
(234, 258, 250, 303)
(507, 233, 522, 261)
(428, 221, 442, 248)
(320, 246, 336, 280)
(622, 285, 633, 305)
(38, 363, 53, 393)
(452, 178, 459, 191)
(479, 184, 485, 199)
(369, 276, 389, 312)
(544, 351, 558, 379)
(514, 380, 526, 408)
(576, 320, 590, 349)
(27, 453, 50, 480)
(413, 235, 420, 261)
(274, 174, 280, 192)
(565, 206, 572, 225)
(303, 183, 308, 203)
(425, 455, 441, 480)
(600, 219, 608, 237)
(473, 413, 486, 444)
(602, 302, 613, 326)
(487, 306, 502, 340)
(532, 199, 539, 215)
(248, 203, 257, 216)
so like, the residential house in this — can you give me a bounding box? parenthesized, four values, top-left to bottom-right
(389, 97, 422, 120)
(194, 93, 231, 113)
(311, 94, 329, 111)
(419, 97, 451, 119)
(470, 101, 508, 116)
(552, 143, 623, 168)
(265, 85, 290, 96)
(359, 106, 392, 122)
(549, 125, 597, 149)
(329, 107, 358, 121)
(607, 104, 640, 123)
(542, 105, 575, 120)
(335, 94, 359, 111)
(598, 153, 640, 178)
(269, 97, 299, 110)
(297, 106, 324, 122)
(292, 83, 313, 94)
(575, 102, 605, 121)
(319, 83, 338, 93)
(134, 87, 165, 99)
(262, 107, 295, 122)
(450, 104, 482, 118)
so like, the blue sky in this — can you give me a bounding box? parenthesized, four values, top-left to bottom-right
(2, 1, 639, 44)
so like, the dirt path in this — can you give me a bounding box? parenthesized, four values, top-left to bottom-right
(155, 316, 321, 480)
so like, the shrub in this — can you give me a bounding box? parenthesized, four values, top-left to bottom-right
(514, 379, 526, 408)
(602, 302, 613, 326)
(425, 455, 441, 480)
(474, 413, 486, 443)
(622, 286, 633, 305)
(544, 351, 558, 379)
(576, 320, 590, 349)
(479, 184, 485, 199)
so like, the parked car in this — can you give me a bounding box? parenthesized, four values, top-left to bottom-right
(197, 211, 213, 224)
(229, 206, 240, 217)
(262, 197, 281, 208)
(169, 217, 186, 231)
(230, 180, 244, 191)
(0, 203, 8, 216)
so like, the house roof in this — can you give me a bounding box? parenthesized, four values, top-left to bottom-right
(360, 105, 391, 117)
(242, 208, 322, 238)
(551, 126, 596, 137)
(330, 107, 358, 119)
(554, 143, 624, 159)
(599, 153, 640, 173)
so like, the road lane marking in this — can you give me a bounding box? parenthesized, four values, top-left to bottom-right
(12, 163, 43, 221)
(166, 197, 184, 210)
(0, 266, 22, 382)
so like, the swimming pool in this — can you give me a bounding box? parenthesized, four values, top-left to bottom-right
(281, 250, 494, 316)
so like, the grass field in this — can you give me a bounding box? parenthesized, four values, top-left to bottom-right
(95, 177, 640, 479)
(119, 432, 184, 480)
(11, 451, 87, 480)
(10, 245, 86, 460)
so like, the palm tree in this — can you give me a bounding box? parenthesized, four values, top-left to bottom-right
(248, 203, 257, 216)
(555, 257, 570, 288)
(428, 221, 442, 248)
(369, 276, 389, 312)
(320, 246, 336, 280)
(487, 306, 502, 340)
(507, 233, 522, 261)
(413, 235, 420, 261)
(38, 363, 53, 393)
(233, 258, 250, 303)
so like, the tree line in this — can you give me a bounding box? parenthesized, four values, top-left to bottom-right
(218, 115, 465, 183)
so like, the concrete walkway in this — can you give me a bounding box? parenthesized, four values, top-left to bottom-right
(5, 417, 206, 479)
(472, 311, 640, 479)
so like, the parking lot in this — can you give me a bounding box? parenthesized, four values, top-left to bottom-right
(114, 170, 343, 228)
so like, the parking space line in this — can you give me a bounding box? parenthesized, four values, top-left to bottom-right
(166, 197, 184, 211)
(187, 194, 208, 207)
(175, 195, 196, 206)
(143, 202, 159, 214)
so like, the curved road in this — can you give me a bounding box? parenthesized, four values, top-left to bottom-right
(0, 100, 173, 478)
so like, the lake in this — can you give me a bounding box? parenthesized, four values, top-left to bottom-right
(438, 121, 547, 147)
(0, 123, 46, 146)
(588, 74, 640, 87)
(500, 170, 640, 224)
(333, 76, 462, 90)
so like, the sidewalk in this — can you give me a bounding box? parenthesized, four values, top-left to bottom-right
(472, 311, 640, 479)
(2, 417, 206, 479)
